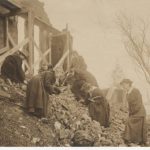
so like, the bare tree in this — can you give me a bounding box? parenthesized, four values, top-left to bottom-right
(117, 13, 150, 84)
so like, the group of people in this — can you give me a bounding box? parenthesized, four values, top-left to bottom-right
(0, 51, 148, 146)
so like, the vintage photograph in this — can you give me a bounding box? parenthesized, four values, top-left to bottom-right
(0, 0, 150, 147)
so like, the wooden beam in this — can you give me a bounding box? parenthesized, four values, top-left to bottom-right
(7, 33, 30, 73)
(31, 48, 51, 70)
(52, 32, 67, 37)
(65, 24, 70, 72)
(34, 16, 51, 28)
(43, 48, 51, 58)
(28, 10, 34, 74)
(0, 38, 29, 64)
(5, 17, 9, 47)
(34, 40, 42, 55)
(66, 31, 70, 72)
(8, 32, 16, 46)
(0, 6, 10, 15)
(54, 50, 69, 70)
(34, 40, 48, 64)
(48, 33, 52, 64)
(0, 46, 9, 55)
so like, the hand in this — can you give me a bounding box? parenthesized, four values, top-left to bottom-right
(24, 80, 28, 85)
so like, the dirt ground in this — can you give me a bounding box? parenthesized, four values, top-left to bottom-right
(0, 83, 150, 146)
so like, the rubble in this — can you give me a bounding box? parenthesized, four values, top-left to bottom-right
(46, 88, 129, 146)
(0, 77, 148, 147)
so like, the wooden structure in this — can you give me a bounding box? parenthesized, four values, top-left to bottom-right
(0, 0, 72, 75)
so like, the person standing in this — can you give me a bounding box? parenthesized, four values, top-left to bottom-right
(120, 79, 147, 145)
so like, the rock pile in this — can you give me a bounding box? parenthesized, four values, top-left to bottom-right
(47, 88, 128, 146)
(0, 77, 129, 146)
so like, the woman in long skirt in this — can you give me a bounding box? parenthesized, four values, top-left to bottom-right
(120, 79, 147, 145)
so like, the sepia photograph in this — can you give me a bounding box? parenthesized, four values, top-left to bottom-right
(0, 0, 150, 147)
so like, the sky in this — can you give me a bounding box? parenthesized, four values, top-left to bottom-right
(38, 0, 150, 104)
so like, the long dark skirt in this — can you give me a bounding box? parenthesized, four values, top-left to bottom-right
(124, 116, 147, 144)
(88, 100, 110, 127)
(26, 75, 49, 117)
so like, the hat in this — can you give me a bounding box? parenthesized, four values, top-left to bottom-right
(120, 79, 133, 85)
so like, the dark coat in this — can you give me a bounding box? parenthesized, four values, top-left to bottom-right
(69, 69, 98, 100)
(124, 88, 147, 143)
(26, 70, 56, 117)
(1, 54, 25, 83)
(74, 69, 98, 87)
(88, 88, 110, 127)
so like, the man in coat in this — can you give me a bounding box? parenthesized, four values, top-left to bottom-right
(1, 51, 26, 83)
(120, 79, 147, 145)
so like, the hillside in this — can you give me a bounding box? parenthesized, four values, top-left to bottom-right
(0, 77, 150, 146)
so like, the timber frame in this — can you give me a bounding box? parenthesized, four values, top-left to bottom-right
(0, 0, 72, 75)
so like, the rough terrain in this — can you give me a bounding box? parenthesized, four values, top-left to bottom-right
(0, 78, 149, 147)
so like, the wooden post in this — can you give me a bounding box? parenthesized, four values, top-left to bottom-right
(5, 17, 9, 48)
(66, 24, 70, 72)
(28, 10, 34, 74)
(48, 33, 52, 64)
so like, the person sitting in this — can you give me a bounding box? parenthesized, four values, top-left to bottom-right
(1, 51, 26, 83)
(26, 64, 60, 118)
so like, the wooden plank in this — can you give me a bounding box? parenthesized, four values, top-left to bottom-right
(32, 48, 51, 69)
(7, 0, 22, 9)
(0, 46, 9, 55)
(6, 17, 9, 47)
(34, 15, 51, 28)
(34, 40, 42, 55)
(34, 40, 48, 64)
(7, 32, 30, 73)
(48, 33, 52, 64)
(66, 31, 70, 72)
(52, 32, 67, 37)
(0, 38, 29, 64)
(8, 32, 16, 46)
(0, 6, 10, 15)
(54, 50, 69, 70)
(28, 10, 34, 74)
(43, 48, 51, 57)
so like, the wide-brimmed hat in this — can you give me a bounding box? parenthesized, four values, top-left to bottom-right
(120, 79, 133, 85)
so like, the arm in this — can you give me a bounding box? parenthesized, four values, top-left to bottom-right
(129, 89, 142, 115)
(43, 71, 55, 94)
(43, 71, 60, 95)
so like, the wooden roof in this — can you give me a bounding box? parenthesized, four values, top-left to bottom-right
(0, 0, 51, 25)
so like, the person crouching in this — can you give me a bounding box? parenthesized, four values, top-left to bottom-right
(81, 83, 110, 127)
